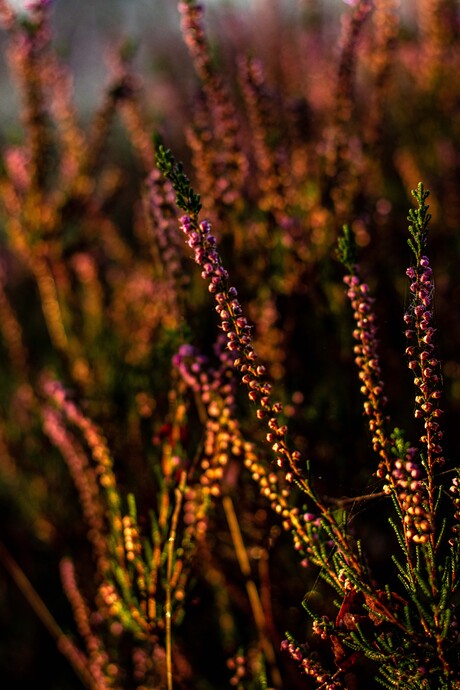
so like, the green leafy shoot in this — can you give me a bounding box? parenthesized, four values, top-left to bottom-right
(337, 224, 357, 273)
(155, 143, 202, 217)
(407, 182, 431, 260)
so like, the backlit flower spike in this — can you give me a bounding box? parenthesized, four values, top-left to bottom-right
(338, 225, 431, 547)
(157, 144, 370, 595)
(404, 183, 444, 542)
(338, 225, 392, 477)
(60, 558, 116, 690)
(405, 188, 444, 460)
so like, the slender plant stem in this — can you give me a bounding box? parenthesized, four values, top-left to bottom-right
(223, 495, 282, 688)
(165, 471, 187, 690)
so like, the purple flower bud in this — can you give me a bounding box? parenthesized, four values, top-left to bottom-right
(187, 232, 200, 247)
(179, 214, 191, 230)
(200, 219, 212, 236)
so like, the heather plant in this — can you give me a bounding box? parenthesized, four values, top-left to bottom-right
(1, 1, 460, 690)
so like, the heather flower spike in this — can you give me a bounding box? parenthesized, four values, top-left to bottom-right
(403, 184, 445, 549)
(156, 146, 301, 480)
(339, 224, 393, 477)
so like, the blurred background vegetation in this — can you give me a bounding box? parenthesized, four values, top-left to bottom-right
(0, 1, 460, 688)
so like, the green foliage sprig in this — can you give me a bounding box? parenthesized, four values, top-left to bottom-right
(407, 183, 432, 260)
(156, 144, 202, 217)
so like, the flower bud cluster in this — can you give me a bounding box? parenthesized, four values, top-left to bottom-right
(280, 639, 341, 689)
(343, 272, 391, 474)
(243, 442, 290, 524)
(226, 652, 247, 688)
(174, 338, 304, 545)
(404, 258, 444, 468)
(60, 558, 120, 689)
(385, 447, 431, 544)
(173, 338, 239, 496)
(242, 449, 335, 576)
(239, 56, 287, 217)
(291, 512, 334, 569)
(311, 615, 332, 641)
(183, 485, 208, 547)
(97, 580, 139, 634)
(122, 515, 142, 563)
(449, 475, 460, 542)
(42, 375, 121, 503)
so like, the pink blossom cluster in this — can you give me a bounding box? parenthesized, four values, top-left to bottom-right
(404, 257, 444, 468)
(387, 446, 431, 544)
(60, 558, 117, 690)
(449, 476, 460, 541)
(343, 272, 391, 475)
(173, 337, 239, 495)
(280, 639, 341, 689)
(42, 405, 108, 571)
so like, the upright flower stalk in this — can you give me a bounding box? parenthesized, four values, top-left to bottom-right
(402, 184, 445, 554)
(338, 221, 434, 549)
(405, 184, 444, 475)
(155, 144, 409, 626)
(338, 187, 459, 686)
(156, 144, 305, 493)
(338, 225, 392, 477)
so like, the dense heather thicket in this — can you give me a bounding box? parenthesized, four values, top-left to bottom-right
(1, 1, 460, 689)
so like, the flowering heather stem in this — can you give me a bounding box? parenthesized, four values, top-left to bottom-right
(156, 146, 304, 483)
(156, 145, 377, 588)
(41, 374, 125, 566)
(338, 224, 432, 553)
(404, 184, 444, 540)
(42, 405, 109, 574)
(338, 225, 392, 476)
